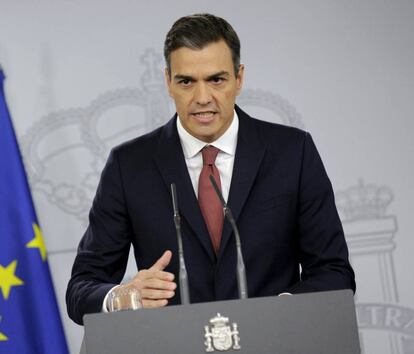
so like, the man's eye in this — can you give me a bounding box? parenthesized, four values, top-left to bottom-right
(179, 79, 192, 86)
(211, 77, 223, 84)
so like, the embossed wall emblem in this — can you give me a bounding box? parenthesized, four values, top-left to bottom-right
(337, 180, 414, 354)
(20, 49, 304, 225)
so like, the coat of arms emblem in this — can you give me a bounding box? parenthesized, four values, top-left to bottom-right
(204, 313, 241, 352)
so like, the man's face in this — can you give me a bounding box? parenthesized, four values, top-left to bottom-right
(165, 40, 244, 143)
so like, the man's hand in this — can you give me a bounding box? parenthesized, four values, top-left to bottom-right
(113, 250, 176, 309)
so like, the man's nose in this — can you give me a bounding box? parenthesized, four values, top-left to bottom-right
(194, 83, 212, 105)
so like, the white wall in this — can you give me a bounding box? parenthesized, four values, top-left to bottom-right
(1, 1, 413, 353)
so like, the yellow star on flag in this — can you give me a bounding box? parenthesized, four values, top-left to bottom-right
(26, 223, 47, 261)
(0, 260, 24, 300)
(0, 316, 7, 341)
(0, 331, 7, 341)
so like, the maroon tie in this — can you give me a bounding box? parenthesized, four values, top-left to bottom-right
(198, 146, 224, 254)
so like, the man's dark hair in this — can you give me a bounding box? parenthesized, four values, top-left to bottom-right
(164, 13, 241, 77)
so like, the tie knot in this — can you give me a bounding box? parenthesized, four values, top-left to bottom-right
(201, 145, 220, 166)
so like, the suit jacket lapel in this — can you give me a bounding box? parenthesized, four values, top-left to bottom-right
(154, 116, 216, 262)
(218, 107, 266, 259)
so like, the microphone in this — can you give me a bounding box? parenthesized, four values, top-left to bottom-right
(170, 183, 190, 305)
(208, 175, 248, 299)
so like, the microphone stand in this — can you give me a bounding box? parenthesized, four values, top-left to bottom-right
(209, 175, 248, 299)
(170, 183, 190, 305)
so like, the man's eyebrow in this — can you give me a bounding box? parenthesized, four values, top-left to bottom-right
(173, 74, 194, 82)
(206, 71, 230, 80)
(173, 71, 230, 82)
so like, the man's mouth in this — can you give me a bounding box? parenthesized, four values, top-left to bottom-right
(192, 111, 216, 118)
(191, 111, 217, 123)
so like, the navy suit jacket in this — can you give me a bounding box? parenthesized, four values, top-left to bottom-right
(66, 106, 355, 325)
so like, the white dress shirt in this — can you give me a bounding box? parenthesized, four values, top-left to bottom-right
(176, 110, 239, 202)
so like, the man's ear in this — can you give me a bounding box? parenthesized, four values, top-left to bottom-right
(164, 68, 173, 97)
(236, 64, 245, 96)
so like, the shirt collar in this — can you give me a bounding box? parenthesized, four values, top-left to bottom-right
(177, 110, 239, 158)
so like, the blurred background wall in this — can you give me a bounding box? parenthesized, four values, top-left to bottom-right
(1, 1, 413, 353)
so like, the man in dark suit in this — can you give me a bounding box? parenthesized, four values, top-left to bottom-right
(66, 13, 355, 325)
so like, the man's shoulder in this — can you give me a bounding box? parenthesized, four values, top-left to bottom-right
(237, 107, 308, 147)
(111, 117, 175, 158)
(249, 115, 306, 137)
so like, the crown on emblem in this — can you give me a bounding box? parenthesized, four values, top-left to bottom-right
(210, 313, 229, 327)
(336, 179, 393, 221)
(140, 48, 164, 91)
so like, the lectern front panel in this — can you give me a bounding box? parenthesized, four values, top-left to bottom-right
(84, 289, 360, 354)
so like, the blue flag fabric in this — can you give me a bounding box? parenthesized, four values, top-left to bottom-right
(0, 69, 69, 353)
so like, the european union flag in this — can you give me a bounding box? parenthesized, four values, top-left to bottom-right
(0, 68, 69, 353)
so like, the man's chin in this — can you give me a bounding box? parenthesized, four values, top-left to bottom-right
(191, 128, 217, 143)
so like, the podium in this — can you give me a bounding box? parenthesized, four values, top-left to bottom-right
(82, 289, 360, 354)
